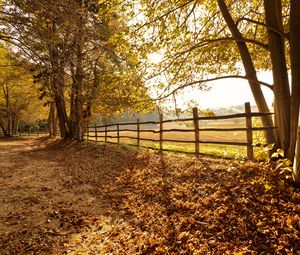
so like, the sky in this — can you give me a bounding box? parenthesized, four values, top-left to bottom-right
(147, 53, 274, 109)
(187, 72, 274, 109)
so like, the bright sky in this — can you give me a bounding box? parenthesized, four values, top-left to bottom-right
(188, 72, 274, 109)
(147, 53, 274, 109)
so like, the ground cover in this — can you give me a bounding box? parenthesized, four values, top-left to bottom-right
(0, 137, 299, 254)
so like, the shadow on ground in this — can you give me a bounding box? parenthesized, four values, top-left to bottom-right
(0, 137, 299, 254)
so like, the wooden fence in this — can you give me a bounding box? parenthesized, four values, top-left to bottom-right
(19, 127, 48, 137)
(85, 102, 276, 159)
(0, 127, 48, 138)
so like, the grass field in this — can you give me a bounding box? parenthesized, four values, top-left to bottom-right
(86, 119, 267, 159)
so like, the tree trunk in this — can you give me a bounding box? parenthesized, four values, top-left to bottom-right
(11, 114, 15, 134)
(85, 59, 100, 119)
(11, 112, 19, 134)
(69, 56, 76, 138)
(6, 116, 11, 136)
(217, 0, 277, 146)
(74, 51, 84, 141)
(263, 0, 291, 154)
(3, 84, 11, 136)
(70, 14, 84, 141)
(49, 20, 69, 139)
(52, 73, 69, 139)
(50, 54, 69, 139)
(0, 118, 8, 137)
(54, 110, 58, 137)
(54, 91, 69, 138)
(48, 101, 57, 137)
(14, 114, 20, 134)
(288, 0, 300, 160)
(293, 107, 300, 185)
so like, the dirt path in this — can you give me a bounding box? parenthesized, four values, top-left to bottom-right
(0, 138, 111, 255)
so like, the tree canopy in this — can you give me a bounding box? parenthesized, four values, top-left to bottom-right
(0, 45, 48, 135)
(0, 0, 154, 139)
(126, 0, 300, 182)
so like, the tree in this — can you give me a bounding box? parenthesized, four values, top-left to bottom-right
(1, 0, 152, 140)
(0, 45, 47, 136)
(129, 0, 300, 183)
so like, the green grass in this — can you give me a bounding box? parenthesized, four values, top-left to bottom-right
(144, 142, 246, 158)
(85, 135, 248, 159)
(85, 120, 270, 160)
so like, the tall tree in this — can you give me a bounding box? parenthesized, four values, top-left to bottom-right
(129, 0, 300, 182)
(0, 45, 47, 136)
(217, 0, 276, 146)
(1, 0, 152, 140)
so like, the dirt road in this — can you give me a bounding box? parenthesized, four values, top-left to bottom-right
(0, 138, 111, 254)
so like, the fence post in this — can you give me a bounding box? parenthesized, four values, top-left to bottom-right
(245, 102, 254, 159)
(159, 113, 163, 152)
(37, 127, 39, 137)
(293, 107, 300, 185)
(95, 123, 98, 142)
(193, 107, 200, 158)
(117, 123, 120, 145)
(105, 125, 107, 143)
(28, 127, 31, 137)
(137, 119, 140, 148)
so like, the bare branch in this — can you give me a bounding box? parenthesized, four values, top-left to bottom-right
(157, 75, 273, 101)
(180, 0, 197, 27)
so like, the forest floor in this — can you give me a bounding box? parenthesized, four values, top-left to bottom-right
(0, 137, 299, 255)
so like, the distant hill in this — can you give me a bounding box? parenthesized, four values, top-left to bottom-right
(211, 104, 260, 116)
(103, 104, 273, 124)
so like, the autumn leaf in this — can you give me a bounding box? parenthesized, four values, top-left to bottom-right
(264, 183, 273, 191)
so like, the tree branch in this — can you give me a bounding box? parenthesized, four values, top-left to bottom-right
(146, 34, 269, 81)
(180, 0, 197, 27)
(236, 17, 289, 40)
(0, 35, 45, 65)
(135, 0, 196, 31)
(174, 36, 268, 58)
(157, 75, 273, 101)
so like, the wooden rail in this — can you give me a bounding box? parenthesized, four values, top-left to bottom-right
(19, 127, 48, 137)
(0, 127, 48, 138)
(85, 102, 276, 159)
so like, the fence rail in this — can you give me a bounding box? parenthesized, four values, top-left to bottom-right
(0, 127, 48, 138)
(84, 102, 276, 159)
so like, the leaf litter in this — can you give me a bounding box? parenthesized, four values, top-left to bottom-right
(0, 137, 299, 254)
